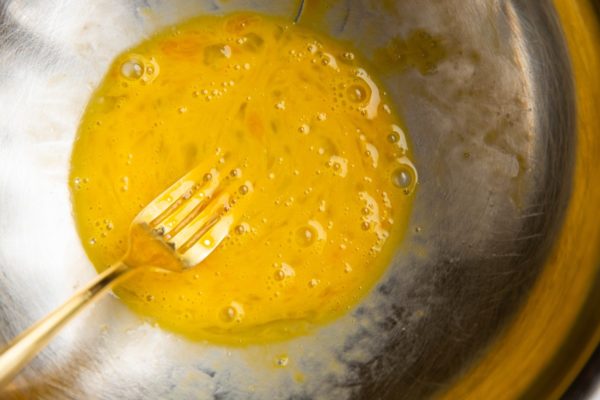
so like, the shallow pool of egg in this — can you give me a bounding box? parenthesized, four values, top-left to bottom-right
(70, 13, 417, 344)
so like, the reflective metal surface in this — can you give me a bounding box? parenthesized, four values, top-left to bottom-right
(0, 0, 598, 399)
(564, 346, 600, 399)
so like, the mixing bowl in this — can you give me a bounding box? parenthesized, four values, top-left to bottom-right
(1, 0, 599, 398)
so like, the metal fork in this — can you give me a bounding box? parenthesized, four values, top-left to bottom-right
(0, 161, 252, 387)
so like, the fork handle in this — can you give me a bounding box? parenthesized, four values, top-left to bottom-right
(0, 261, 132, 388)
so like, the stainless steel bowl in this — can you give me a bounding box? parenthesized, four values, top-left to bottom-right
(1, 0, 598, 398)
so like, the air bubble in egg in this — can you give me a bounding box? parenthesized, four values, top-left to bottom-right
(120, 59, 144, 80)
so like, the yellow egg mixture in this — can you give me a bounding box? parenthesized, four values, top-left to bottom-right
(70, 13, 417, 344)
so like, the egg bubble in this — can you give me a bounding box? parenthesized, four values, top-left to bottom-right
(298, 124, 310, 134)
(296, 226, 317, 246)
(220, 302, 245, 323)
(274, 263, 295, 281)
(120, 59, 144, 80)
(274, 269, 286, 281)
(347, 84, 367, 103)
(387, 132, 400, 143)
(221, 306, 237, 322)
(393, 170, 411, 188)
(391, 161, 418, 194)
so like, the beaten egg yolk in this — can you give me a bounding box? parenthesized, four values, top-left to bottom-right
(70, 13, 417, 344)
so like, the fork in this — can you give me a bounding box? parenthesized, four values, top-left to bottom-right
(0, 161, 253, 387)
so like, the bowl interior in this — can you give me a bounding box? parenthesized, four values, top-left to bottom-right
(0, 1, 584, 399)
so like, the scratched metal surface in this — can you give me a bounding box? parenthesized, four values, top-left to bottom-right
(0, 0, 586, 399)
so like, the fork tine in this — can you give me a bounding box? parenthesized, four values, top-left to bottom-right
(139, 167, 219, 228)
(180, 215, 234, 267)
(179, 212, 222, 253)
(132, 158, 253, 268)
(176, 180, 253, 267)
(150, 184, 201, 228)
(172, 191, 231, 251)
(163, 195, 211, 239)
